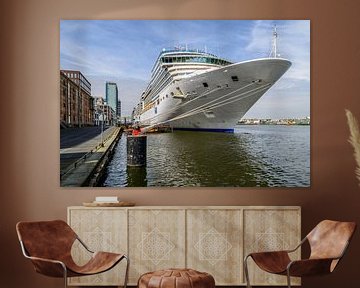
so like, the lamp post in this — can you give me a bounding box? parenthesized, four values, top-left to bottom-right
(97, 105, 105, 147)
(101, 109, 104, 147)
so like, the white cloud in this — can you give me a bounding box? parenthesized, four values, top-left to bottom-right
(244, 20, 310, 118)
(246, 20, 310, 81)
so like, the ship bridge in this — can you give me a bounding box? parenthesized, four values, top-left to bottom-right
(141, 47, 233, 105)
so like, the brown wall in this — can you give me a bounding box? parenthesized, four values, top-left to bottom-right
(1, 0, 360, 287)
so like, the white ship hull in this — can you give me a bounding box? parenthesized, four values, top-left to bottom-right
(137, 58, 291, 132)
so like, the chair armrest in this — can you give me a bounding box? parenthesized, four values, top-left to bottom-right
(246, 251, 292, 274)
(246, 237, 306, 259)
(287, 258, 335, 277)
(76, 236, 94, 253)
(25, 255, 65, 265)
(25, 255, 67, 278)
(247, 250, 290, 258)
(19, 240, 67, 277)
(286, 237, 307, 253)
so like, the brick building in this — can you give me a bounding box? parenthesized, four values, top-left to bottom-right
(60, 70, 94, 127)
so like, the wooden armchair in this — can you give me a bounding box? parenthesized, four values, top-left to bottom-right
(16, 220, 129, 288)
(244, 220, 356, 288)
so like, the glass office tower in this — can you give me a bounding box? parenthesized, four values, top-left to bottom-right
(105, 82, 118, 117)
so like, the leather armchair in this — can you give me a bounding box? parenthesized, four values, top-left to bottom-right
(244, 220, 356, 288)
(16, 220, 129, 288)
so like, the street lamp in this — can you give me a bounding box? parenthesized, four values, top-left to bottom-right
(96, 105, 106, 147)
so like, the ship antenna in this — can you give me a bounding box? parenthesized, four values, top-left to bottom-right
(270, 25, 278, 58)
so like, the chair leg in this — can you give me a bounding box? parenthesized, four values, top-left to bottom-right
(244, 255, 252, 288)
(286, 269, 292, 288)
(62, 264, 68, 288)
(123, 255, 130, 288)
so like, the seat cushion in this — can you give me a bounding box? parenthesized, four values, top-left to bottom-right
(138, 268, 215, 288)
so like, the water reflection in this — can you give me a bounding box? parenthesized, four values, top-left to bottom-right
(101, 126, 310, 187)
(127, 166, 147, 187)
(146, 131, 262, 186)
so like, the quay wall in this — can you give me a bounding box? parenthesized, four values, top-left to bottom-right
(60, 127, 123, 187)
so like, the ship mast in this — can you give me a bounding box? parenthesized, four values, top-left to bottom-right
(269, 25, 278, 58)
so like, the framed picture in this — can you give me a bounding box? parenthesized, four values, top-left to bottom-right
(60, 20, 310, 187)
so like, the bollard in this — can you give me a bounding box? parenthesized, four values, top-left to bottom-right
(127, 135, 147, 166)
(127, 166, 147, 186)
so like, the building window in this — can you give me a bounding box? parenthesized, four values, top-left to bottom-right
(203, 82, 208, 87)
(231, 76, 239, 82)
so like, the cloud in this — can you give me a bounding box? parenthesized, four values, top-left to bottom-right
(60, 20, 157, 79)
(246, 20, 310, 82)
(243, 20, 310, 118)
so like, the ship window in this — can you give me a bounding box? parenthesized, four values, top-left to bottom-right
(231, 76, 239, 82)
(203, 82, 208, 87)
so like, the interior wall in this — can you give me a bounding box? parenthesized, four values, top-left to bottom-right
(1, 0, 360, 287)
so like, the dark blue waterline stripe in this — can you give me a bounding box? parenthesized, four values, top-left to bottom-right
(173, 127, 234, 133)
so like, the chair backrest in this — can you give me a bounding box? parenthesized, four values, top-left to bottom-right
(307, 220, 356, 261)
(16, 220, 77, 261)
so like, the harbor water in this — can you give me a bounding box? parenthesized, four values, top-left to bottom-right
(101, 125, 310, 187)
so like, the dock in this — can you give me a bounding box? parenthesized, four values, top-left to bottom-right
(60, 126, 122, 187)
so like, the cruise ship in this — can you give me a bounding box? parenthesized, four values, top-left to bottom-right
(133, 30, 291, 132)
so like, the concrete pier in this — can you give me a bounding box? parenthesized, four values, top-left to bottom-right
(60, 126, 122, 187)
(60, 126, 116, 173)
(127, 135, 147, 166)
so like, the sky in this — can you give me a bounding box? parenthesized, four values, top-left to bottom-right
(60, 20, 310, 118)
